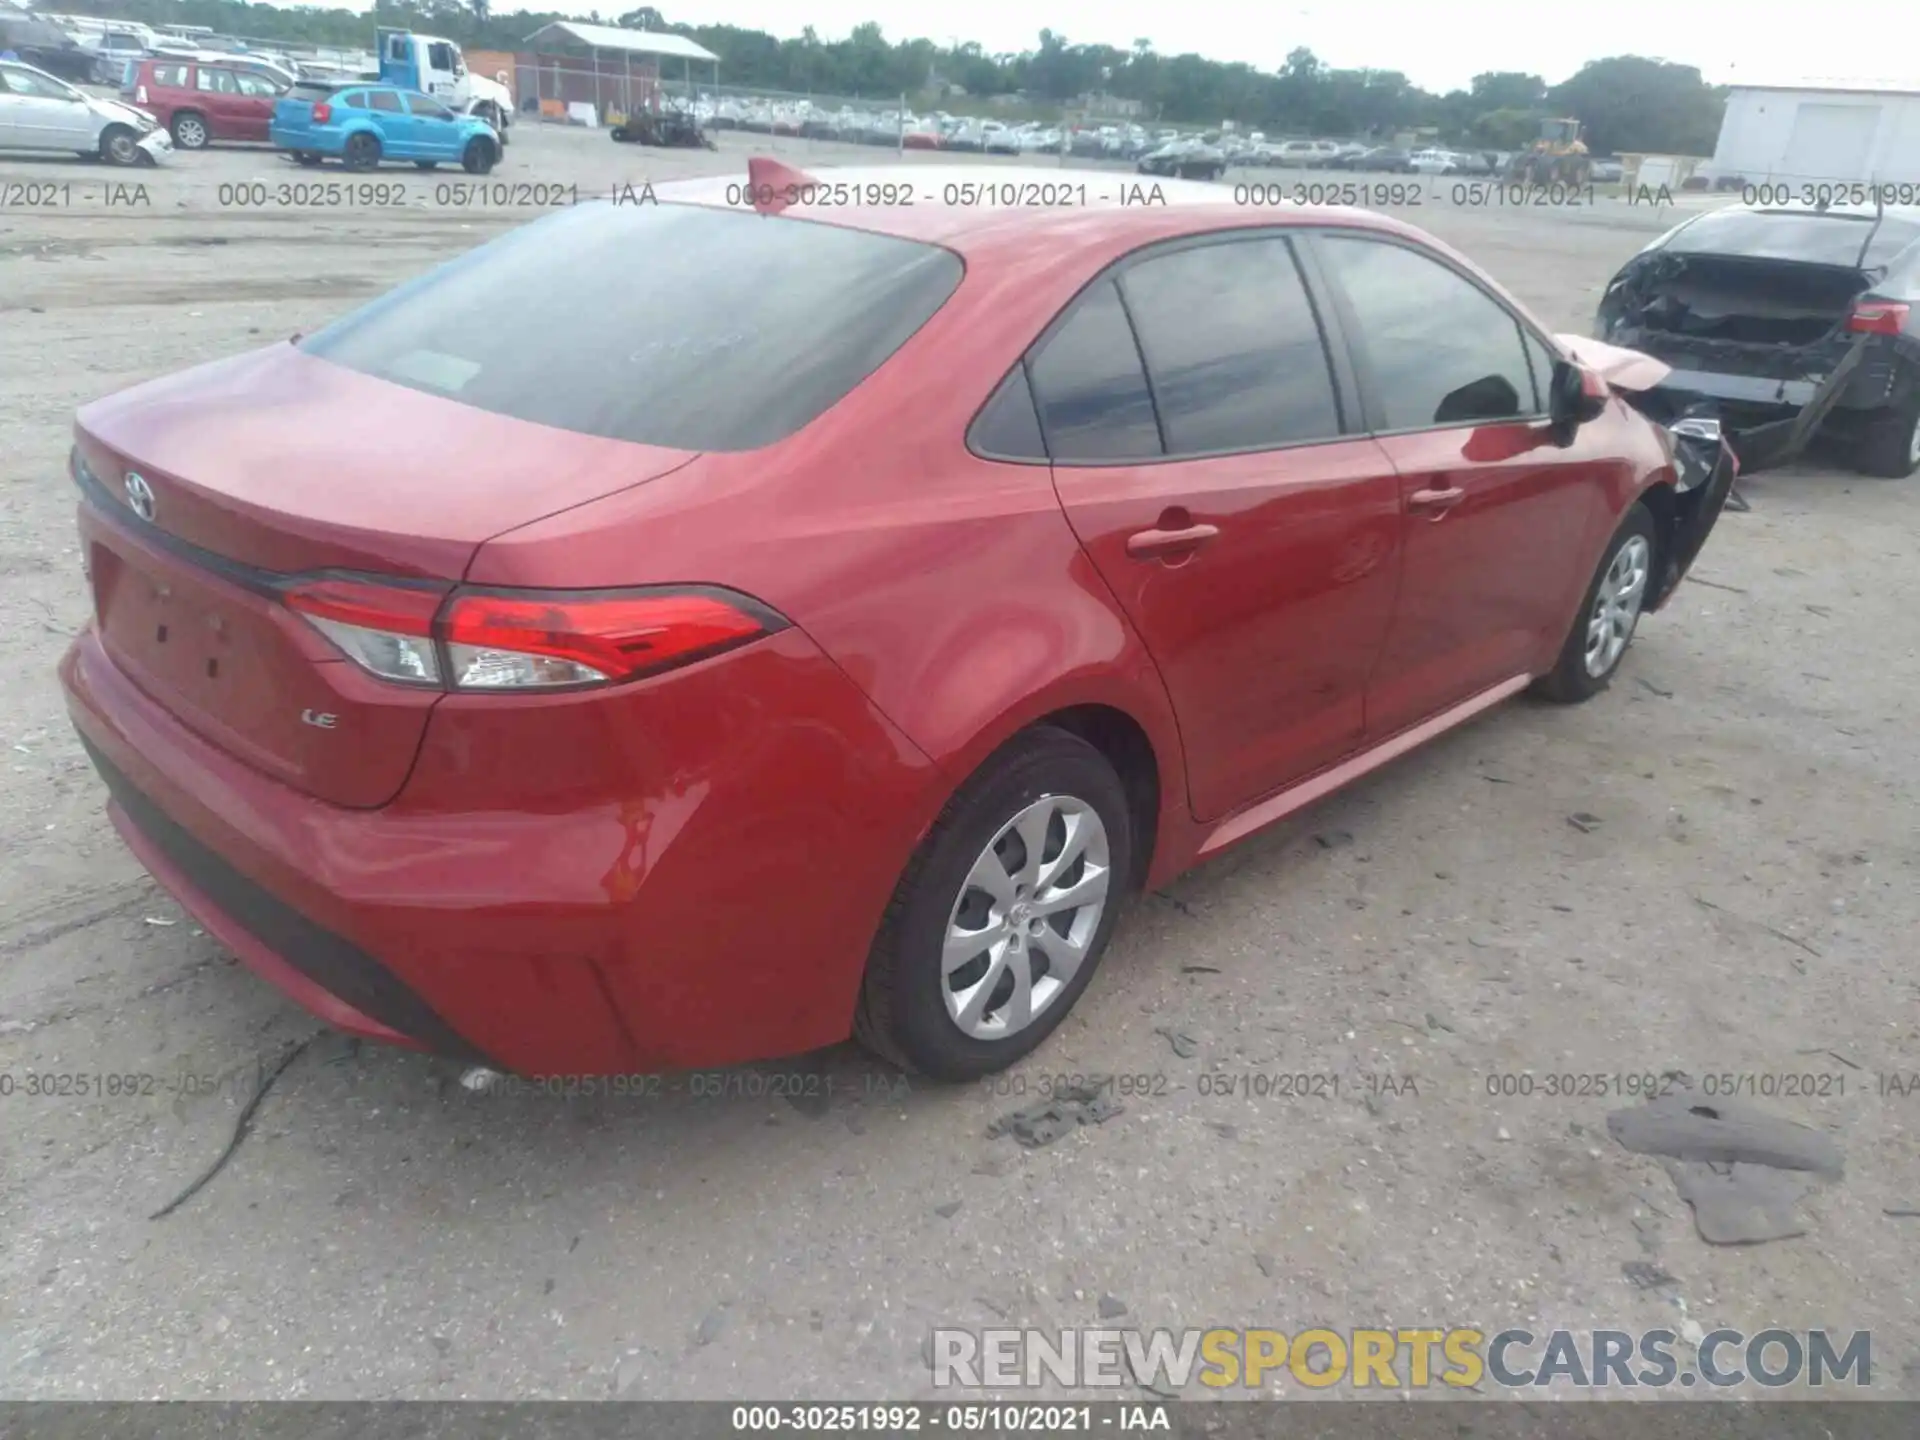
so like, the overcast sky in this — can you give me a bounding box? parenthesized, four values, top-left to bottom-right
(504, 0, 1909, 93)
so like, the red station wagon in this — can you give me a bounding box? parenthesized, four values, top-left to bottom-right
(58, 162, 1735, 1082)
(124, 57, 287, 148)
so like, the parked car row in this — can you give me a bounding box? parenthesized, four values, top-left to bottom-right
(0, 55, 496, 172)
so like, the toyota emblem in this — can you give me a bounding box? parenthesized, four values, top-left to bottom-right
(124, 471, 156, 522)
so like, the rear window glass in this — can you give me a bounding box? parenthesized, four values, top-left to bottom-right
(1667, 209, 1920, 269)
(149, 62, 189, 86)
(301, 203, 964, 452)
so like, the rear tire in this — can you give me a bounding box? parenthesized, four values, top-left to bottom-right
(461, 137, 496, 175)
(1851, 391, 1920, 478)
(1533, 503, 1658, 703)
(853, 727, 1134, 1081)
(342, 132, 381, 171)
(170, 111, 208, 150)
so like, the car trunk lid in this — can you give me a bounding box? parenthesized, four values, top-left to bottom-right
(74, 342, 698, 807)
(1600, 252, 1870, 361)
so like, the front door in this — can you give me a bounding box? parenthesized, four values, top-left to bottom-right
(1308, 232, 1615, 736)
(1035, 235, 1404, 822)
(231, 69, 283, 141)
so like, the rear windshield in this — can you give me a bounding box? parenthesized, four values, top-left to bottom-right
(300, 203, 964, 452)
(1666, 209, 1920, 269)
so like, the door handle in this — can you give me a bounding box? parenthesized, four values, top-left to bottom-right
(1126, 522, 1220, 560)
(1408, 485, 1465, 514)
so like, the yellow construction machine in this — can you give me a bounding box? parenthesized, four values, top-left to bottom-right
(1507, 117, 1591, 186)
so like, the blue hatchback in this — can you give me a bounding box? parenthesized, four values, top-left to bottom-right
(270, 82, 498, 173)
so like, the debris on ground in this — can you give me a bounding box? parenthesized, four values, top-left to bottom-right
(1663, 1160, 1817, 1244)
(150, 1034, 317, 1220)
(1607, 1092, 1843, 1245)
(1607, 1092, 1843, 1176)
(1314, 830, 1354, 850)
(1566, 812, 1603, 833)
(986, 1077, 1124, 1148)
(1622, 1260, 1678, 1289)
(1154, 1027, 1199, 1058)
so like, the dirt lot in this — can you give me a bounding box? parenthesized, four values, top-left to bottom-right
(2, 124, 1917, 1401)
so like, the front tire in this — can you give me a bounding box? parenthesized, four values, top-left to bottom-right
(99, 125, 140, 166)
(1533, 503, 1657, 703)
(461, 137, 496, 175)
(342, 132, 381, 171)
(854, 727, 1134, 1081)
(1851, 390, 1920, 478)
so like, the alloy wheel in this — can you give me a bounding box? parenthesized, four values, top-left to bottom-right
(941, 795, 1112, 1041)
(1585, 534, 1651, 677)
(174, 115, 206, 148)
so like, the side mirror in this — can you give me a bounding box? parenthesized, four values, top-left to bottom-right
(1548, 358, 1608, 445)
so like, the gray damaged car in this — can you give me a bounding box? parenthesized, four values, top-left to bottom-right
(1595, 202, 1920, 478)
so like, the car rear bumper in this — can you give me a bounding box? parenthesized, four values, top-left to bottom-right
(1615, 331, 1915, 416)
(60, 622, 940, 1076)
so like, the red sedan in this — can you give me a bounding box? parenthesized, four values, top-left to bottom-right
(59, 163, 1733, 1081)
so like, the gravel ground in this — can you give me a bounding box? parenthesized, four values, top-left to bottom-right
(1, 124, 1916, 1401)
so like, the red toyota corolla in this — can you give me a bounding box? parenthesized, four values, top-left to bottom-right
(59, 163, 1734, 1081)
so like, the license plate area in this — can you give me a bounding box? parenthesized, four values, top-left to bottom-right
(91, 540, 258, 706)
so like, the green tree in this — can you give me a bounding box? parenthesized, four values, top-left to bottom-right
(1548, 55, 1724, 154)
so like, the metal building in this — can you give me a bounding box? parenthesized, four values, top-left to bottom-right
(519, 21, 719, 126)
(1710, 83, 1920, 186)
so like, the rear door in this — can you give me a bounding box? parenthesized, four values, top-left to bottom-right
(1307, 231, 1618, 736)
(1036, 233, 1404, 822)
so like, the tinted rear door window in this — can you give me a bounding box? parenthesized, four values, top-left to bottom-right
(301, 203, 964, 452)
(1027, 279, 1161, 462)
(368, 91, 403, 113)
(1119, 237, 1343, 454)
(1319, 236, 1538, 430)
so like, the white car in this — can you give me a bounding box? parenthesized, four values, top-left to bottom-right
(1409, 148, 1461, 175)
(0, 58, 170, 164)
(1270, 139, 1340, 168)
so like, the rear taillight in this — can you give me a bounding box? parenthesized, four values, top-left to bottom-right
(135, 84, 147, 103)
(285, 576, 443, 686)
(284, 578, 781, 692)
(311, 101, 332, 124)
(1847, 300, 1909, 335)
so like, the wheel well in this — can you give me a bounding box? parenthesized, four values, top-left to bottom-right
(1637, 481, 1678, 599)
(1033, 705, 1160, 889)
